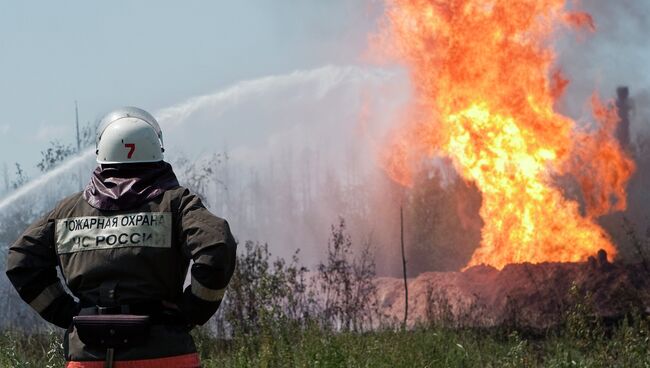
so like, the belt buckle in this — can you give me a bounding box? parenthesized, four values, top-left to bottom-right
(97, 306, 122, 315)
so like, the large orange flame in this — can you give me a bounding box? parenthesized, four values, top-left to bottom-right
(377, 0, 635, 269)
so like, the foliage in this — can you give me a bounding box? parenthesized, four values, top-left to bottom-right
(175, 152, 226, 202)
(404, 168, 482, 273)
(220, 240, 314, 336)
(36, 141, 75, 173)
(317, 218, 378, 332)
(1, 237, 650, 367)
(622, 216, 650, 272)
(11, 163, 28, 189)
(35, 123, 95, 173)
(0, 330, 64, 368)
(2, 316, 649, 367)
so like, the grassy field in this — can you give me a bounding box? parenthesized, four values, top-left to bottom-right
(1, 315, 649, 368)
(2, 233, 648, 367)
(196, 320, 650, 368)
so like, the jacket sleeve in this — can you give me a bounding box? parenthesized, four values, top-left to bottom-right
(176, 190, 237, 326)
(5, 211, 79, 328)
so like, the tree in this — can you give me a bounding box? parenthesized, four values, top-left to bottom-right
(79, 122, 95, 150)
(317, 218, 378, 332)
(404, 167, 482, 273)
(36, 141, 75, 173)
(11, 163, 28, 189)
(36, 122, 95, 173)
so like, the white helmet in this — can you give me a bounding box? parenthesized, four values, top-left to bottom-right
(96, 107, 164, 164)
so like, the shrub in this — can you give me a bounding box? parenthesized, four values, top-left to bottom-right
(316, 217, 378, 332)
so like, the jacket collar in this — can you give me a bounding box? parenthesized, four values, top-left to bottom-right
(83, 161, 179, 211)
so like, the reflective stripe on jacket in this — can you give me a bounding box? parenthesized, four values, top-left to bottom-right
(6, 185, 236, 361)
(66, 352, 200, 368)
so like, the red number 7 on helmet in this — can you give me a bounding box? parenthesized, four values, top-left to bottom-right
(125, 144, 136, 159)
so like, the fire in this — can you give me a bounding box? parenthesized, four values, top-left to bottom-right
(377, 0, 635, 269)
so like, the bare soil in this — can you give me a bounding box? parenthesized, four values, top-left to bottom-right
(376, 251, 650, 329)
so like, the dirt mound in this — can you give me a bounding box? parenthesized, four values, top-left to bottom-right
(377, 253, 650, 329)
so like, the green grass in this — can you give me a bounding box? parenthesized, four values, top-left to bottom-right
(194, 317, 650, 368)
(1, 316, 649, 368)
(0, 330, 64, 368)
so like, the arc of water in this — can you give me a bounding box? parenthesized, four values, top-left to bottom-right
(0, 148, 95, 213)
(0, 65, 394, 214)
(156, 65, 392, 126)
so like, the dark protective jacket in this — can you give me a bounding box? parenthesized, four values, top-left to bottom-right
(6, 162, 236, 362)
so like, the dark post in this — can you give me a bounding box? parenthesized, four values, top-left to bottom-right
(75, 101, 81, 153)
(75, 101, 82, 190)
(2, 163, 8, 194)
(400, 206, 408, 328)
(615, 86, 631, 150)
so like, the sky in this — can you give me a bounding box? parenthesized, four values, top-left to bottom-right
(0, 0, 648, 268)
(0, 1, 384, 181)
(1, 1, 649, 188)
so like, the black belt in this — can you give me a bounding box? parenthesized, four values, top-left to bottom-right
(79, 302, 187, 325)
(80, 302, 159, 316)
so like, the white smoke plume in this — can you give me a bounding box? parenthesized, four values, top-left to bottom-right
(558, 1, 650, 119)
(5, 0, 645, 276)
(0, 65, 409, 266)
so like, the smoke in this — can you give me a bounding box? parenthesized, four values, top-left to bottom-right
(158, 66, 386, 127)
(552, 0, 650, 261)
(6, 1, 646, 277)
(357, 0, 650, 274)
(558, 1, 650, 119)
(0, 65, 409, 267)
(158, 65, 404, 166)
(158, 65, 409, 263)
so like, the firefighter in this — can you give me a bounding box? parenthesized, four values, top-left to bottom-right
(6, 107, 236, 368)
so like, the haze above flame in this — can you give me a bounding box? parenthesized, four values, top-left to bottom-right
(376, 0, 635, 270)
